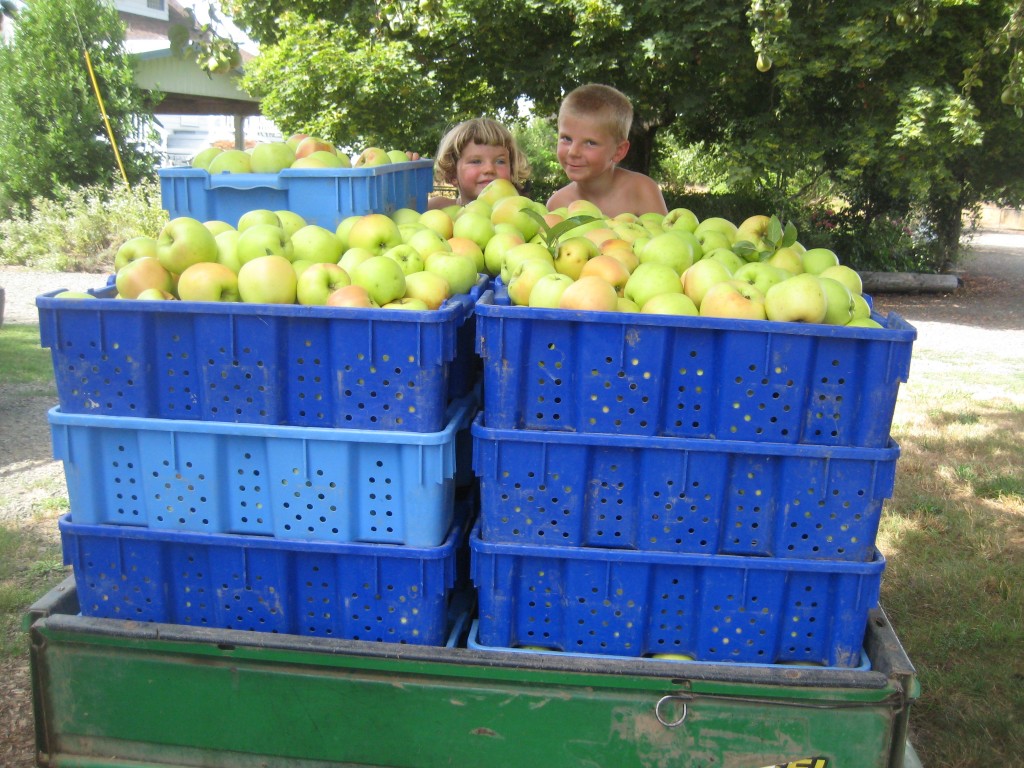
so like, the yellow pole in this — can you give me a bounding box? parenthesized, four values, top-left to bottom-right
(82, 46, 131, 189)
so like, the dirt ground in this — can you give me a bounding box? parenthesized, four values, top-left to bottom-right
(0, 232, 1022, 766)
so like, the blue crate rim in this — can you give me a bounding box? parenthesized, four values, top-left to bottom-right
(475, 289, 918, 342)
(158, 159, 435, 188)
(48, 394, 477, 445)
(465, 619, 872, 672)
(471, 412, 900, 462)
(60, 512, 463, 558)
(469, 520, 886, 575)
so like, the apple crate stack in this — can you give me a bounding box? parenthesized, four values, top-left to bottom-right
(468, 283, 917, 667)
(35, 182, 484, 647)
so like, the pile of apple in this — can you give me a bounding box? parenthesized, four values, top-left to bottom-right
(446, 179, 880, 328)
(106, 206, 483, 310)
(191, 134, 418, 174)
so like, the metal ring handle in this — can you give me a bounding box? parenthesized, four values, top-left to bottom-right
(655, 695, 688, 728)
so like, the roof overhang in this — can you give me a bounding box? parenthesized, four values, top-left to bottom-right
(132, 46, 260, 117)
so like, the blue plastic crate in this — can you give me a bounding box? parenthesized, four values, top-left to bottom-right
(470, 522, 884, 667)
(475, 289, 916, 447)
(60, 514, 460, 644)
(465, 620, 872, 671)
(49, 397, 475, 544)
(36, 276, 485, 431)
(473, 414, 898, 561)
(159, 161, 435, 228)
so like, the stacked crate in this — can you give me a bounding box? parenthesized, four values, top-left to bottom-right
(469, 284, 916, 667)
(36, 162, 481, 647)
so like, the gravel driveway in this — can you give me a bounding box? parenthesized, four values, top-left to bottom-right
(1, 232, 1022, 767)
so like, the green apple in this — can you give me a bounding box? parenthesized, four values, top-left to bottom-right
(501, 242, 554, 284)
(339, 246, 377, 275)
(292, 150, 350, 169)
(326, 284, 377, 308)
(398, 222, 425, 243)
(624, 262, 684, 308)
(611, 221, 650, 245)
(637, 231, 697, 275)
(295, 136, 336, 159)
(851, 293, 872, 320)
(405, 228, 452, 260)
(448, 237, 488, 275)
(238, 209, 282, 232)
(336, 215, 362, 249)
(819, 276, 856, 325)
(579, 254, 631, 295)
(693, 216, 738, 243)
(764, 273, 828, 323)
(699, 279, 767, 320)
(663, 208, 699, 233)
(680, 258, 732, 309)
(191, 146, 223, 170)
(491, 195, 541, 241)
(477, 178, 519, 207)
(350, 254, 407, 305)
(236, 223, 294, 265)
(819, 264, 863, 295)
(703, 247, 746, 274)
(640, 292, 699, 316)
(649, 653, 695, 661)
(275, 210, 308, 239)
(347, 213, 403, 256)
(801, 247, 841, 275)
(290, 224, 344, 265)
(767, 245, 805, 275)
(354, 147, 391, 167)
(528, 272, 575, 308)
(250, 141, 296, 173)
(383, 296, 429, 310)
(599, 238, 640, 273)
(390, 207, 422, 227)
(114, 236, 159, 271)
(135, 288, 174, 301)
(425, 251, 479, 295)
(207, 149, 252, 175)
(403, 269, 452, 310)
(285, 133, 309, 150)
(418, 208, 455, 240)
(54, 290, 97, 300)
(554, 236, 599, 280)
(176, 261, 241, 302)
(115, 256, 174, 299)
(452, 210, 495, 252)
(507, 258, 558, 306)
(156, 216, 219, 275)
(237, 254, 298, 304)
(617, 297, 641, 313)
(565, 199, 605, 219)
(733, 261, 788, 295)
(203, 220, 235, 237)
(482, 230, 526, 277)
(846, 317, 884, 328)
(296, 262, 351, 305)
(215, 230, 242, 273)
(386, 149, 412, 164)
(382, 243, 426, 276)
(460, 199, 493, 219)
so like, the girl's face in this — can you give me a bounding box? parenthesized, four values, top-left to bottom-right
(454, 142, 512, 202)
(556, 113, 628, 184)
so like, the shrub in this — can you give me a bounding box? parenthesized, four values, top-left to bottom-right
(0, 179, 167, 272)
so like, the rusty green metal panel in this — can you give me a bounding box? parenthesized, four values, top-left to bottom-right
(28, 580, 918, 768)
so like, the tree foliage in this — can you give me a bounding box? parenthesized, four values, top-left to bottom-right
(0, 0, 157, 214)
(225, 0, 1024, 264)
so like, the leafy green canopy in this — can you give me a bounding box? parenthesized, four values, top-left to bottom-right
(0, 0, 156, 214)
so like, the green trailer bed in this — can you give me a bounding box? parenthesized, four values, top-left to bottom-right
(27, 578, 920, 768)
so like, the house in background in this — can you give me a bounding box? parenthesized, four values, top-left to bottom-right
(116, 0, 280, 164)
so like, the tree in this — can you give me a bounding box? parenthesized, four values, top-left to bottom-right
(224, 0, 1024, 263)
(0, 0, 156, 214)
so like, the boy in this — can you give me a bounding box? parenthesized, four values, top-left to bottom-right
(427, 118, 532, 209)
(547, 84, 668, 217)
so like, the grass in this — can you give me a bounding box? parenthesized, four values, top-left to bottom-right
(1, 314, 1022, 765)
(878, 340, 1024, 766)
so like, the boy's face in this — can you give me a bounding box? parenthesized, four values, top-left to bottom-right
(556, 113, 629, 183)
(454, 142, 512, 202)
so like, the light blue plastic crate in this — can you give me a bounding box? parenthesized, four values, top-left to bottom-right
(473, 414, 899, 561)
(470, 522, 884, 667)
(465, 620, 872, 671)
(475, 288, 916, 447)
(49, 397, 475, 545)
(61, 514, 460, 644)
(36, 275, 485, 431)
(159, 161, 434, 228)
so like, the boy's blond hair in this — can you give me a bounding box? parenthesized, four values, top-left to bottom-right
(433, 118, 531, 187)
(559, 84, 633, 143)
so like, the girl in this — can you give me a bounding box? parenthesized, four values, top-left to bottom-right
(428, 118, 531, 209)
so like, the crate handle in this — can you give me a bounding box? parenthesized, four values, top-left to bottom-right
(655, 695, 689, 728)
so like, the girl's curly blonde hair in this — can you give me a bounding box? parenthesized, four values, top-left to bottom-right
(433, 118, 531, 188)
